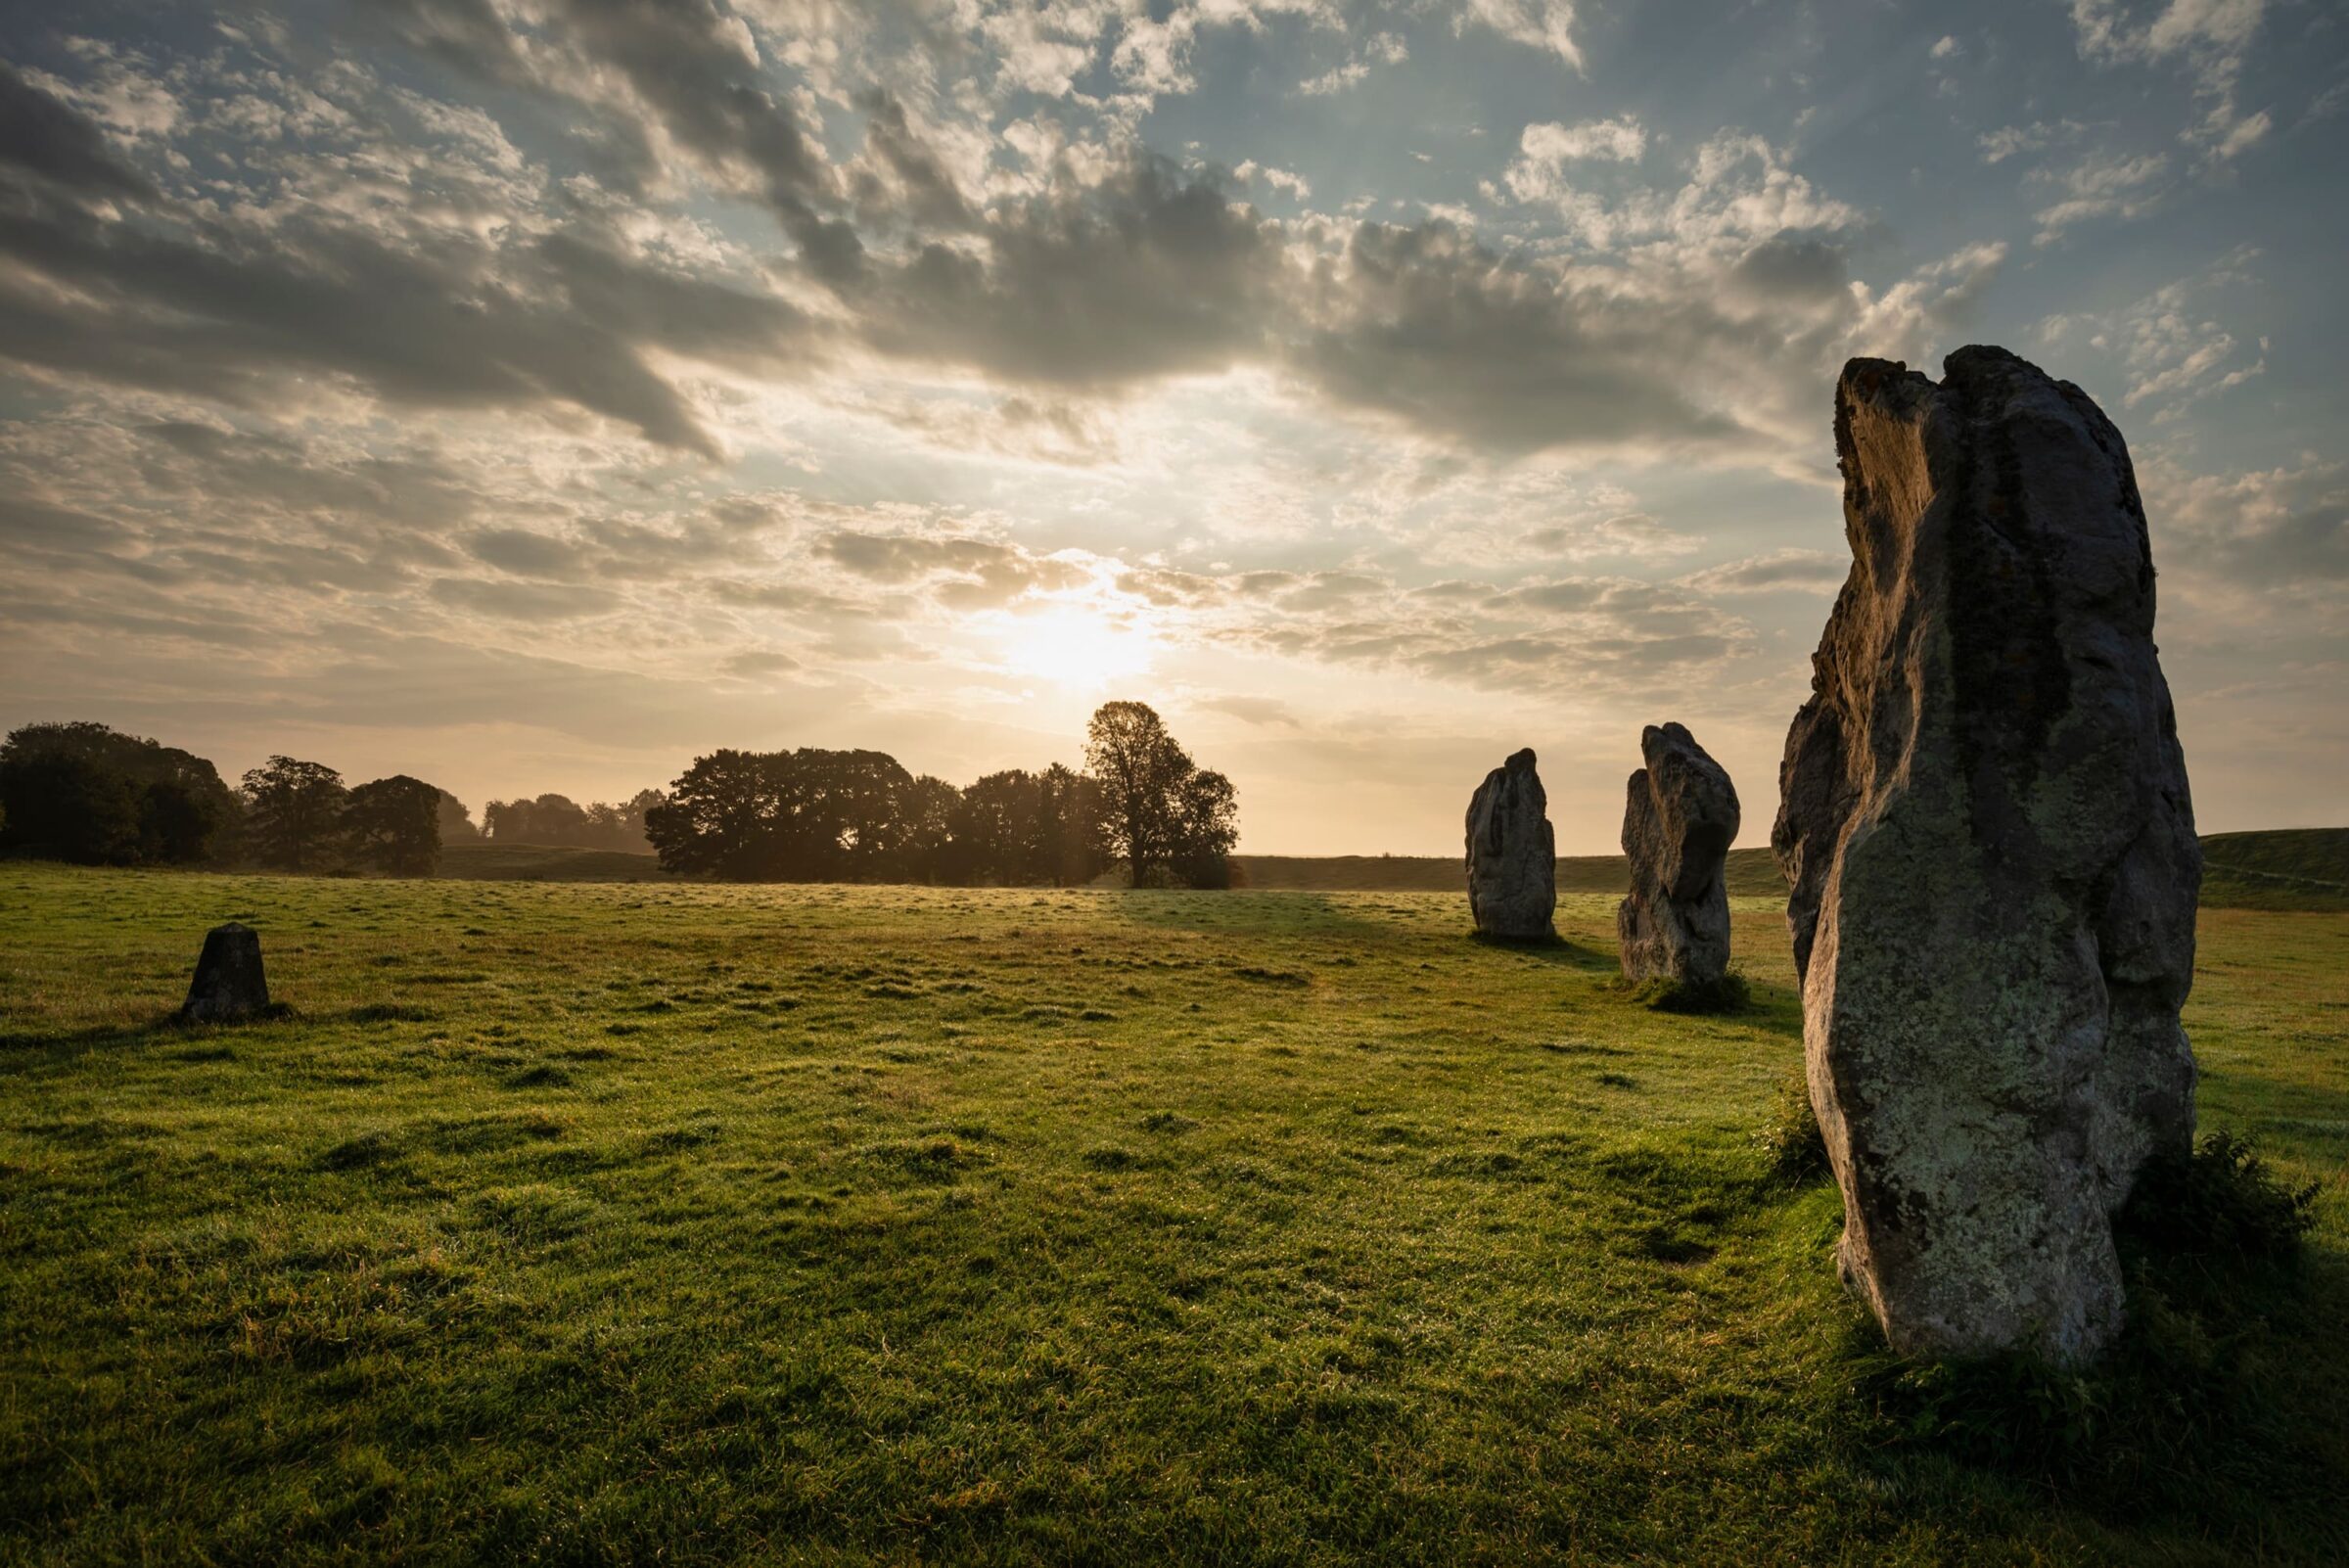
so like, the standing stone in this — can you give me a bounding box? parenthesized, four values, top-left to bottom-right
(1465, 749, 1556, 939)
(181, 923, 270, 1022)
(1617, 723, 1739, 985)
(1773, 346, 2199, 1364)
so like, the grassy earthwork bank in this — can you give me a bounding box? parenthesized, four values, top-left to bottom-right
(1, 864, 2345, 1564)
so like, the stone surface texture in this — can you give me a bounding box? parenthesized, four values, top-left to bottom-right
(1772, 346, 2200, 1364)
(181, 922, 270, 1022)
(1465, 748, 1556, 939)
(1617, 722, 1740, 984)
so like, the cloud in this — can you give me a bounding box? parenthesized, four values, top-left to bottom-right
(467, 529, 587, 578)
(1458, 0, 1586, 72)
(1678, 548, 1847, 595)
(1298, 30, 1406, 95)
(0, 61, 156, 201)
(1978, 119, 2085, 163)
(0, 60, 817, 456)
(428, 576, 626, 622)
(2038, 250, 2265, 416)
(2069, 0, 2274, 161)
(818, 530, 1090, 608)
(1233, 160, 1311, 200)
(1195, 694, 1302, 727)
(2029, 149, 2171, 241)
(2143, 453, 2349, 591)
(1500, 117, 1648, 210)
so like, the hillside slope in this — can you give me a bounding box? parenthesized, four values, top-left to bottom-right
(2198, 829, 2349, 911)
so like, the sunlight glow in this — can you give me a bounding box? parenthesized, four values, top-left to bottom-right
(994, 603, 1158, 688)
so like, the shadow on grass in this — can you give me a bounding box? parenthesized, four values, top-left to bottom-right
(1464, 930, 1615, 970)
(1828, 1134, 2343, 1549)
(0, 1003, 299, 1065)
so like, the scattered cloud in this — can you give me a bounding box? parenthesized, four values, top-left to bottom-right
(2039, 248, 2266, 417)
(1458, 0, 1587, 72)
(2069, 0, 2275, 161)
(1678, 548, 1847, 595)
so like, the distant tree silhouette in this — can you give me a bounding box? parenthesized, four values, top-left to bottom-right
(1038, 762, 1111, 886)
(241, 756, 348, 871)
(483, 788, 664, 851)
(345, 775, 442, 875)
(0, 721, 237, 865)
(436, 790, 483, 844)
(951, 769, 1043, 884)
(1083, 702, 1237, 887)
(950, 766, 1110, 885)
(1170, 766, 1240, 889)
(899, 774, 962, 881)
(646, 749, 967, 881)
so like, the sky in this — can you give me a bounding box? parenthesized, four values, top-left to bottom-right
(0, 0, 2342, 854)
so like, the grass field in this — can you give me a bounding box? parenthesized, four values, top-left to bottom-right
(442, 830, 2349, 912)
(2, 865, 2344, 1564)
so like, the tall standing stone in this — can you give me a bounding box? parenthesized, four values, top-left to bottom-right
(1617, 722, 1739, 985)
(1465, 749, 1556, 939)
(1773, 346, 2200, 1364)
(181, 922, 270, 1022)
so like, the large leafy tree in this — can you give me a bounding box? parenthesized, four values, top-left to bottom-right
(241, 756, 349, 871)
(947, 765, 1109, 886)
(646, 749, 963, 881)
(0, 721, 237, 865)
(345, 774, 443, 876)
(1082, 702, 1237, 887)
(644, 751, 778, 878)
(1170, 766, 1241, 889)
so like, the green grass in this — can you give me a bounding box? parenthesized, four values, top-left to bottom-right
(439, 830, 2349, 913)
(2198, 830, 2349, 911)
(1247, 829, 2348, 908)
(435, 844, 678, 881)
(1, 864, 2343, 1564)
(1233, 849, 1792, 896)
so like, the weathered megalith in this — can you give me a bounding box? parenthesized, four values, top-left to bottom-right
(1617, 722, 1739, 985)
(1465, 748, 1556, 939)
(180, 922, 269, 1022)
(1773, 346, 2200, 1364)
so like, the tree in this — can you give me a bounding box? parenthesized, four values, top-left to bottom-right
(482, 789, 663, 850)
(0, 721, 237, 865)
(952, 769, 1043, 885)
(645, 748, 945, 882)
(1169, 767, 1240, 889)
(436, 791, 483, 844)
(345, 775, 442, 875)
(1084, 702, 1236, 886)
(484, 793, 592, 845)
(241, 756, 348, 871)
(0, 747, 140, 863)
(897, 775, 961, 882)
(1038, 762, 1109, 886)
(644, 751, 779, 878)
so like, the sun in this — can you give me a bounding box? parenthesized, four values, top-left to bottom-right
(996, 603, 1157, 687)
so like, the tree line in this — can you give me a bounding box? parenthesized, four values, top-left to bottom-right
(644, 702, 1237, 885)
(0, 702, 1240, 887)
